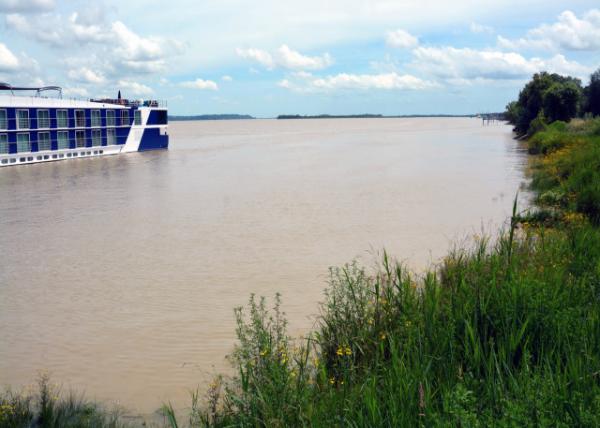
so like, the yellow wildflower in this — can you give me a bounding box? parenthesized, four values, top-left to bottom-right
(344, 346, 352, 356)
(329, 377, 335, 385)
(379, 332, 387, 341)
(259, 349, 268, 357)
(336, 347, 344, 356)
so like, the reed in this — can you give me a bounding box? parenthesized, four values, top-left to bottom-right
(0, 375, 128, 428)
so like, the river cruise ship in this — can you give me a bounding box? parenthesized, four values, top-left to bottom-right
(0, 83, 168, 167)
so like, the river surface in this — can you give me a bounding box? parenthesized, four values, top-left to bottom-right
(0, 118, 527, 414)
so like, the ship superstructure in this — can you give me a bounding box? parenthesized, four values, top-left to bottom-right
(0, 83, 168, 167)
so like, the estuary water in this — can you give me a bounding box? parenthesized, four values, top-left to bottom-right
(0, 118, 527, 413)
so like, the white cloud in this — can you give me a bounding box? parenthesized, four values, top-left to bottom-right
(498, 9, 600, 51)
(279, 71, 436, 92)
(237, 45, 333, 70)
(180, 78, 219, 90)
(469, 22, 494, 34)
(5, 13, 183, 76)
(236, 48, 275, 69)
(386, 29, 419, 49)
(276, 45, 333, 70)
(0, 0, 53, 13)
(67, 67, 105, 84)
(0, 43, 20, 71)
(62, 87, 89, 97)
(221, 75, 233, 81)
(117, 80, 154, 96)
(411, 46, 592, 81)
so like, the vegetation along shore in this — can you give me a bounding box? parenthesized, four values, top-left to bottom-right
(2, 68, 600, 427)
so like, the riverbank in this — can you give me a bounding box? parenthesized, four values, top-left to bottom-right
(2, 119, 599, 427)
(162, 119, 600, 426)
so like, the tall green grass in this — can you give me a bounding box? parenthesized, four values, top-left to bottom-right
(0, 375, 128, 428)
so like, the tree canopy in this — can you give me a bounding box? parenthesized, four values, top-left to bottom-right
(507, 72, 584, 136)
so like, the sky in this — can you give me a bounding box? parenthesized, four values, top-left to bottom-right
(0, 0, 599, 116)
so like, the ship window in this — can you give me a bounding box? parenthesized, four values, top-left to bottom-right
(1, 159, 7, 164)
(38, 132, 51, 151)
(17, 110, 29, 129)
(0, 134, 7, 154)
(75, 130, 86, 148)
(91, 110, 101, 127)
(37, 155, 42, 160)
(66, 153, 72, 157)
(106, 110, 116, 126)
(57, 131, 69, 149)
(156, 110, 168, 125)
(57, 110, 68, 128)
(91, 129, 102, 146)
(134, 110, 142, 125)
(121, 110, 129, 126)
(37, 110, 50, 128)
(52, 154, 57, 159)
(27, 156, 33, 161)
(0, 110, 7, 129)
(17, 133, 30, 152)
(75, 109, 86, 128)
(10, 158, 16, 163)
(106, 128, 116, 145)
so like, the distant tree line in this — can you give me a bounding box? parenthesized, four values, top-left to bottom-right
(505, 67, 600, 136)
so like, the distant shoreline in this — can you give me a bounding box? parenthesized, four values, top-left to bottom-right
(276, 114, 480, 119)
(169, 114, 255, 121)
(169, 113, 505, 121)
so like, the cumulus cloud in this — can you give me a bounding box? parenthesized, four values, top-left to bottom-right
(0, 0, 53, 13)
(279, 71, 436, 92)
(0, 43, 20, 71)
(386, 29, 419, 49)
(276, 45, 333, 70)
(410, 46, 592, 81)
(180, 78, 219, 90)
(237, 45, 333, 70)
(117, 80, 154, 96)
(67, 67, 105, 84)
(236, 48, 274, 68)
(498, 9, 600, 51)
(6, 12, 183, 76)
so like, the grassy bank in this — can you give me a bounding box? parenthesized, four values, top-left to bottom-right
(163, 119, 600, 427)
(2, 120, 600, 427)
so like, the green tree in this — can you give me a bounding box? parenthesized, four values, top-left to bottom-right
(509, 72, 582, 135)
(585, 68, 600, 116)
(543, 81, 581, 122)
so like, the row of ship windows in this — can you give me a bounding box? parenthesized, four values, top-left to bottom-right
(0, 109, 142, 129)
(0, 129, 118, 153)
(1, 150, 106, 165)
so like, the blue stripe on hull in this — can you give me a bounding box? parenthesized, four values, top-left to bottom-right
(138, 128, 169, 151)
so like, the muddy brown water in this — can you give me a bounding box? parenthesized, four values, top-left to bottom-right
(0, 118, 528, 413)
